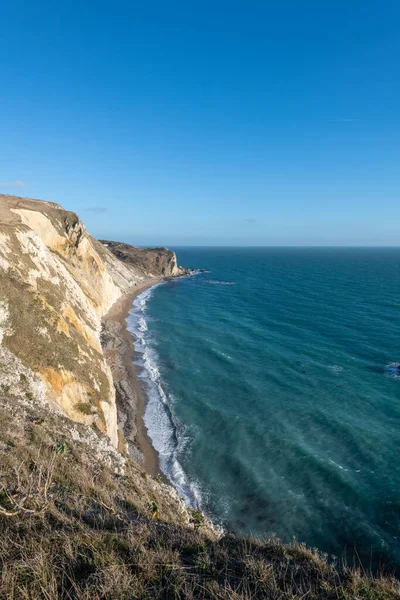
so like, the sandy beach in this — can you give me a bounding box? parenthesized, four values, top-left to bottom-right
(102, 278, 163, 477)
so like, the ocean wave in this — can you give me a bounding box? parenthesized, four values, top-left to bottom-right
(212, 348, 233, 361)
(385, 362, 400, 379)
(206, 279, 236, 285)
(328, 365, 344, 373)
(138, 316, 148, 332)
(128, 285, 161, 347)
(329, 459, 349, 472)
(127, 285, 202, 508)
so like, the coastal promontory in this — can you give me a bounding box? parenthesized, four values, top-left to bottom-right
(0, 194, 398, 599)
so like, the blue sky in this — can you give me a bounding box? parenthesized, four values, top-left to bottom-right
(1, 1, 399, 245)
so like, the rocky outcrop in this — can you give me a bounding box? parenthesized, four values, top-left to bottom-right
(100, 240, 191, 278)
(0, 194, 185, 448)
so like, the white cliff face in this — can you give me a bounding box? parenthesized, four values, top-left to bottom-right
(0, 300, 11, 345)
(0, 195, 168, 447)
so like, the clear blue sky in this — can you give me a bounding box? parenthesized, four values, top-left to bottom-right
(1, 1, 399, 245)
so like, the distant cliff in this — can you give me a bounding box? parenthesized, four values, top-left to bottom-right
(0, 194, 185, 447)
(101, 240, 190, 278)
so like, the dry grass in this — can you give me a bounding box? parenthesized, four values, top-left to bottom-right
(0, 393, 399, 599)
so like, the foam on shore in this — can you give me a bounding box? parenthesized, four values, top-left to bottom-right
(127, 284, 202, 508)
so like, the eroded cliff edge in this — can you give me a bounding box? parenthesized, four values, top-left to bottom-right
(0, 194, 187, 449)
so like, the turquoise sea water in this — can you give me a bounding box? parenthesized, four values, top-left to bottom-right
(127, 248, 400, 569)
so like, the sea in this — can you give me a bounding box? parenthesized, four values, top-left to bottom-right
(127, 247, 400, 570)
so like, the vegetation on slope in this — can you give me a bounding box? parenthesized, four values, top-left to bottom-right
(0, 392, 398, 600)
(99, 240, 189, 278)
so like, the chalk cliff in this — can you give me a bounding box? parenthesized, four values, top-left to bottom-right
(0, 194, 184, 447)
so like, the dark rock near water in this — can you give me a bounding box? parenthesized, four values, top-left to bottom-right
(100, 240, 190, 278)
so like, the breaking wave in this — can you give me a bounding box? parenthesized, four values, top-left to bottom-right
(385, 362, 400, 379)
(127, 284, 202, 508)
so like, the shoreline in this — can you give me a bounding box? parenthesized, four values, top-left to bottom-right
(102, 278, 164, 477)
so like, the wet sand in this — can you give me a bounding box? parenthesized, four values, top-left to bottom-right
(102, 278, 162, 476)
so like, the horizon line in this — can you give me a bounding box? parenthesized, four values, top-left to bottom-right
(135, 244, 400, 249)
